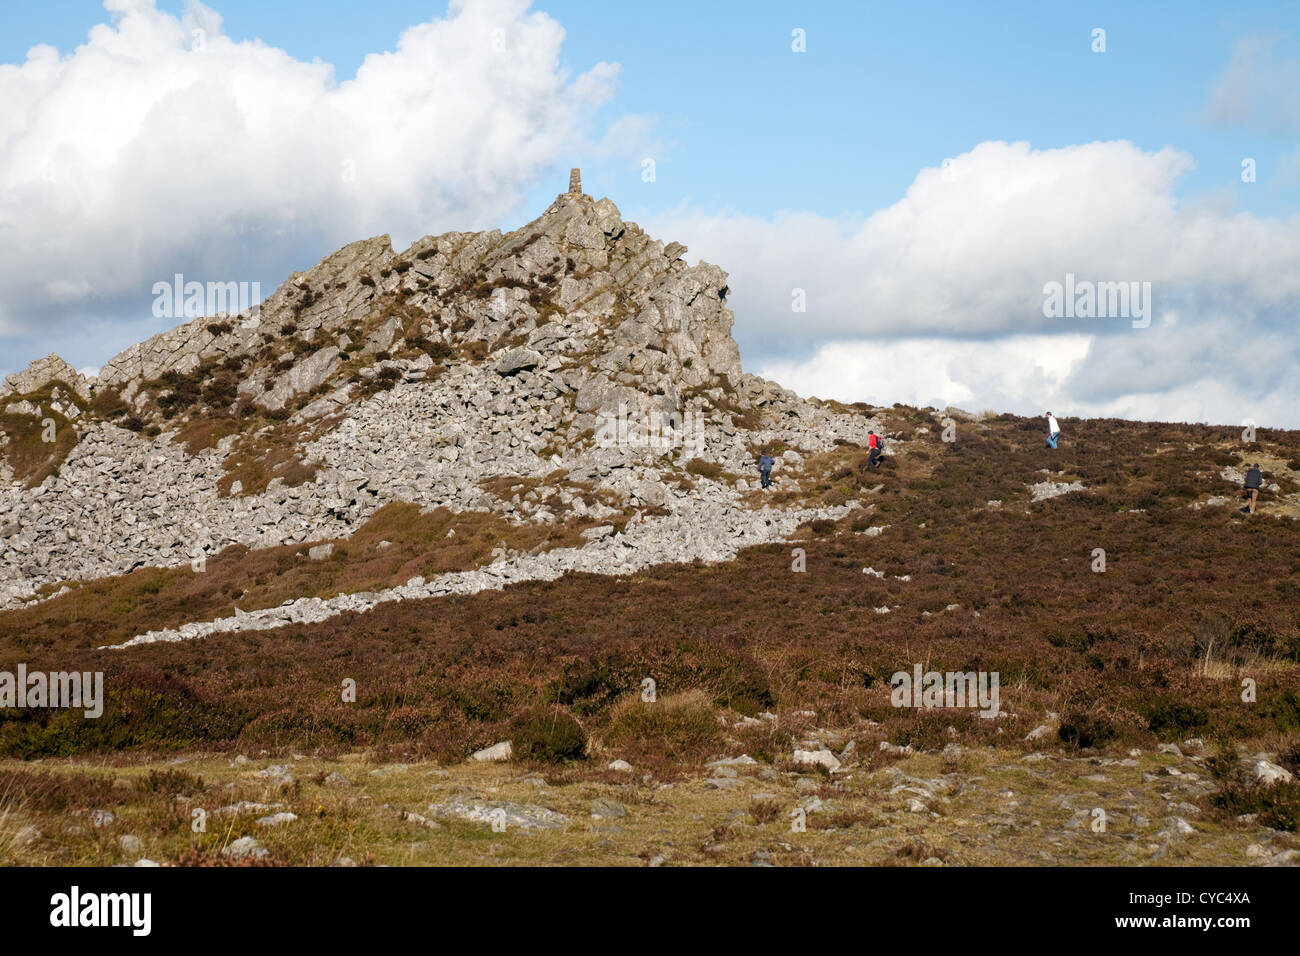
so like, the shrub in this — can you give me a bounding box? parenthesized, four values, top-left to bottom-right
(603, 690, 720, 763)
(1145, 698, 1208, 738)
(89, 386, 129, 420)
(0, 671, 243, 758)
(821, 488, 848, 507)
(0, 769, 118, 812)
(135, 768, 204, 794)
(1226, 780, 1300, 830)
(749, 799, 781, 824)
(510, 707, 586, 763)
(153, 369, 203, 417)
(201, 371, 239, 408)
(1207, 747, 1300, 831)
(685, 459, 723, 481)
(205, 322, 233, 336)
(1058, 708, 1118, 748)
(425, 341, 454, 363)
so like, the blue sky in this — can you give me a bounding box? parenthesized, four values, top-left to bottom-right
(2, 0, 1298, 425)
(4, 1, 1295, 222)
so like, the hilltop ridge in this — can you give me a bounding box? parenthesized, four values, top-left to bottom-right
(0, 171, 880, 613)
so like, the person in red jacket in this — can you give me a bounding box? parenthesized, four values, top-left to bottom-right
(867, 431, 883, 469)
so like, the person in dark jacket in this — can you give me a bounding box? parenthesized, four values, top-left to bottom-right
(1244, 464, 1263, 514)
(758, 450, 775, 489)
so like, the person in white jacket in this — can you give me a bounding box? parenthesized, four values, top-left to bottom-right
(1045, 412, 1061, 449)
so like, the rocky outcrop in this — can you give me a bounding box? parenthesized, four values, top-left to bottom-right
(1, 353, 91, 402)
(96, 236, 394, 390)
(0, 172, 882, 611)
(72, 185, 743, 427)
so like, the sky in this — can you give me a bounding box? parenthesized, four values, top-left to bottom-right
(1, 0, 1298, 427)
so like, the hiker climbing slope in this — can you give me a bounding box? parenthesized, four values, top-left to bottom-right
(1245, 463, 1263, 514)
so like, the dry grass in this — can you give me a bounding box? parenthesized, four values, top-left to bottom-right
(217, 422, 321, 496)
(0, 382, 81, 487)
(599, 690, 722, 769)
(2, 742, 1294, 866)
(173, 415, 241, 455)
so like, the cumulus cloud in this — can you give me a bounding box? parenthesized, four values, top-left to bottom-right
(758, 330, 1300, 430)
(651, 140, 1300, 428)
(760, 335, 1091, 414)
(0, 0, 619, 344)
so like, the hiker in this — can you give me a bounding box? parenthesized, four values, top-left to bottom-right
(1045, 411, 1061, 449)
(1244, 463, 1263, 514)
(758, 450, 775, 489)
(867, 430, 884, 469)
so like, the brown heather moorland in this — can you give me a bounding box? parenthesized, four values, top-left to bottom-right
(1, 407, 1298, 865)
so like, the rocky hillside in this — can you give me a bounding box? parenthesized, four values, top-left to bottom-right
(3, 175, 1300, 867)
(0, 171, 877, 617)
(3, 406, 1299, 868)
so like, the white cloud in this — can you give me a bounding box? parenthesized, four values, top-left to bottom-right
(1205, 36, 1300, 135)
(591, 114, 666, 163)
(0, 0, 620, 341)
(759, 331, 1300, 430)
(651, 140, 1300, 427)
(759, 335, 1091, 416)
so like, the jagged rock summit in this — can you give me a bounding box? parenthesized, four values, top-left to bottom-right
(86, 167, 738, 418)
(0, 171, 880, 616)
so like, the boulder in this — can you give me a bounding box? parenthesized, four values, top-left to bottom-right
(1253, 759, 1295, 786)
(221, 836, 269, 860)
(793, 748, 841, 772)
(428, 797, 570, 831)
(471, 741, 513, 762)
(494, 348, 543, 376)
(259, 346, 341, 411)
